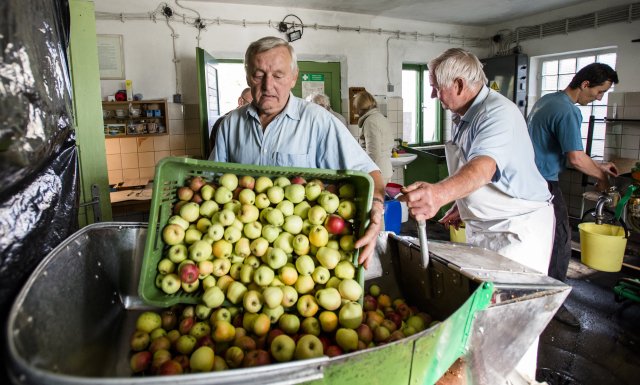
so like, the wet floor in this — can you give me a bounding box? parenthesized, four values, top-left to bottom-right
(403, 219, 640, 385)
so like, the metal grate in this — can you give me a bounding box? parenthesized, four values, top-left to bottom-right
(511, 3, 639, 44)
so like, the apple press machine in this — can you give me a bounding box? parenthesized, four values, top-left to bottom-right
(6, 223, 569, 385)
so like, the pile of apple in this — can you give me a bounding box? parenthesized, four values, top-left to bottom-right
(129, 284, 435, 375)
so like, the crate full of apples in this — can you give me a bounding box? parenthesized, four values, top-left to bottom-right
(139, 157, 373, 307)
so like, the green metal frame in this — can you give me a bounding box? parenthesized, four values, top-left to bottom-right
(69, 0, 112, 224)
(196, 47, 220, 157)
(402, 64, 443, 146)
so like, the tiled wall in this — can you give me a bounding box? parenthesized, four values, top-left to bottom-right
(559, 91, 640, 218)
(105, 102, 203, 185)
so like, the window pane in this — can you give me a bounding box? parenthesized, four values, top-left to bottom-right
(597, 53, 617, 68)
(592, 106, 607, 120)
(558, 74, 573, 89)
(402, 69, 418, 144)
(559, 58, 576, 74)
(591, 140, 604, 158)
(542, 60, 558, 75)
(592, 124, 606, 140)
(542, 75, 558, 91)
(577, 56, 595, 70)
(578, 106, 592, 122)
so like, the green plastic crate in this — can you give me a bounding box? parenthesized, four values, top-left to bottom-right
(139, 157, 374, 307)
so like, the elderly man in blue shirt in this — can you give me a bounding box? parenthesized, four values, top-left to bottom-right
(398, 48, 554, 384)
(210, 36, 385, 268)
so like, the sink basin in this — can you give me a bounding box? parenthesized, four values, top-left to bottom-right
(390, 153, 418, 167)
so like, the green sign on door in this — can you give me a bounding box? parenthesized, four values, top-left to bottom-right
(301, 73, 325, 99)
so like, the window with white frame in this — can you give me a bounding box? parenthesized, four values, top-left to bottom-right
(538, 50, 617, 160)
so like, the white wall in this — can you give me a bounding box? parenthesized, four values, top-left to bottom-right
(94, 0, 489, 104)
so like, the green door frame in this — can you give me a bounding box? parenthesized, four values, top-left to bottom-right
(196, 47, 220, 157)
(69, 0, 112, 224)
(402, 63, 443, 146)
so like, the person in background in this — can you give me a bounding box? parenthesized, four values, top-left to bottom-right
(397, 48, 554, 384)
(210, 36, 385, 268)
(208, 88, 253, 158)
(527, 63, 619, 328)
(353, 90, 394, 184)
(306, 92, 348, 127)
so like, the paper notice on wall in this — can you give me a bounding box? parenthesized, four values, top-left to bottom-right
(301, 73, 325, 99)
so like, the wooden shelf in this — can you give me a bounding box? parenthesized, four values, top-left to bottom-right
(102, 99, 168, 137)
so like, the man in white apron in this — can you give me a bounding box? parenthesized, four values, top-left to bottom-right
(399, 48, 555, 384)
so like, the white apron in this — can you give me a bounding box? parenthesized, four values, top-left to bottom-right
(445, 141, 555, 384)
(445, 141, 554, 274)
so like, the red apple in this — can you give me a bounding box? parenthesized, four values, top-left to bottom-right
(356, 324, 373, 344)
(242, 349, 271, 367)
(157, 359, 183, 375)
(290, 176, 307, 185)
(324, 214, 346, 235)
(177, 186, 194, 201)
(130, 351, 152, 373)
(179, 263, 199, 284)
(363, 294, 378, 312)
(190, 176, 206, 192)
(178, 316, 195, 335)
(326, 345, 343, 357)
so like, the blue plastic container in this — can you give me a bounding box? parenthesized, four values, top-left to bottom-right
(384, 199, 402, 234)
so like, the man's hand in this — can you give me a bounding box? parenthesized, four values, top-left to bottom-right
(438, 204, 463, 230)
(397, 181, 442, 222)
(355, 198, 384, 269)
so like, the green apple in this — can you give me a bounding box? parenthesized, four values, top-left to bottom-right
(261, 224, 281, 243)
(200, 184, 215, 201)
(181, 278, 200, 293)
(284, 183, 305, 204)
(276, 200, 295, 216)
(293, 201, 311, 219)
(217, 208, 235, 226)
(305, 182, 323, 202)
(263, 304, 285, 323)
(254, 176, 274, 193)
(278, 313, 300, 334)
(294, 334, 323, 360)
(211, 258, 231, 277)
(339, 301, 363, 329)
(162, 224, 185, 245)
(245, 255, 260, 268)
(281, 285, 299, 308)
(253, 265, 275, 286)
(335, 328, 358, 352)
(271, 334, 296, 362)
(255, 193, 271, 209)
(214, 186, 233, 205)
(308, 225, 329, 248)
(212, 319, 237, 343)
(168, 214, 190, 230)
(201, 275, 217, 290)
(282, 215, 303, 235)
(224, 199, 242, 215)
(223, 226, 242, 243)
(266, 186, 285, 204)
(292, 234, 310, 256)
(338, 183, 356, 199)
(295, 255, 315, 275)
(338, 278, 363, 301)
(318, 310, 339, 333)
(184, 227, 203, 244)
(238, 204, 260, 223)
(334, 260, 356, 279)
(316, 246, 340, 269)
(337, 200, 357, 220)
(202, 285, 225, 308)
(243, 221, 262, 240)
(252, 313, 271, 337)
(279, 264, 299, 286)
(295, 274, 315, 294)
(339, 234, 356, 252)
(297, 294, 319, 317)
(273, 176, 291, 187)
(180, 202, 201, 223)
(196, 217, 212, 233)
(243, 290, 263, 313)
(161, 273, 181, 294)
(229, 262, 243, 280)
(167, 244, 188, 264)
(301, 317, 321, 336)
(218, 173, 239, 191)
(212, 239, 233, 258)
(250, 237, 269, 257)
(234, 237, 251, 258)
(136, 311, 162, 333)
(175, 334, 198, 355)
(311, 266, 330, 284)
(326, 276, 341, 290)
(210, 307, 231, 323)
(265, 208, 285, 227)
(262, 286, 284, 308)
(189, 240, 213, 262)
(226, 281, 248, 304)
(301, 219, 313, 235)
(216, 274, 234, 292)
(195, 304, 213, 320)
(238, 188, 256, 205)
(273, 232, 294, 254)
(199, 199, 219, 218)
(207, 223, 224, 241)
(265, 247, 288, 270)
(307, 205, 327, 225)
(315, 287, 342, 311)
(157, 258, 175, 275)
(225, 345, 245, 368)
(318, 193, 340, 214)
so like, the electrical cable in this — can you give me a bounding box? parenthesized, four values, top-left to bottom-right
(162, 10, 180, 96)
(386, 36, 399, 88)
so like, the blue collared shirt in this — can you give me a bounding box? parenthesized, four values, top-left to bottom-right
(210, 93, 379, 174)
(452, 86, 551, 202)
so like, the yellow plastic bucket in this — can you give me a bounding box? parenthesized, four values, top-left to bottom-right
(449, 224, 466, 243)
(578, 223, 627, 272)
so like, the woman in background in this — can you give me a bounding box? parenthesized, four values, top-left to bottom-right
(353, 90, 393, 183)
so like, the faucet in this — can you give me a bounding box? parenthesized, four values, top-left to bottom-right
(594, 195, 612, 225)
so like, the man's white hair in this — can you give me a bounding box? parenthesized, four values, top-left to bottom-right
(306, 92, 331, 109)
(244, 36, 298, 74)
(428, 48, 487, 89)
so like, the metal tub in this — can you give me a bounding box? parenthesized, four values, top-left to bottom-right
(6, 223, 569, 384)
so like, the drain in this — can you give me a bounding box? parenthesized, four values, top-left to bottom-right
(537, 368, 580, 385)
